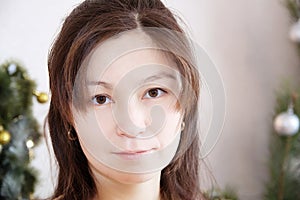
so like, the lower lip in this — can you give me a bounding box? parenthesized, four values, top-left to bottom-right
(113, 150, 154, 160)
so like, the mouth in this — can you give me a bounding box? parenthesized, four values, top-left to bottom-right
(112, 149, 155, 160)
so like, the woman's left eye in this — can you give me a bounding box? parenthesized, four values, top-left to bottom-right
(143, 88, 167, 99)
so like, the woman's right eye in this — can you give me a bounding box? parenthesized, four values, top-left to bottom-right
(92, 95, 112, 105)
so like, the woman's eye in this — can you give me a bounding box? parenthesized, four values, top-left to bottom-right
(92, 95, 112, 105)
(144, 88, 166, 99)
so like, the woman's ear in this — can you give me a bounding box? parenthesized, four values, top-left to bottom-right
(181, 121, 185, 131)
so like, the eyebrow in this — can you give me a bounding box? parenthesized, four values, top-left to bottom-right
(88, 81, 113, 89)
(142, 72, 177, 83)
(88, 71, 177, 89)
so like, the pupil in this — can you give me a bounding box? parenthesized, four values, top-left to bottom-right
(149, 89, 158, 97)
(96, 96, 106, 104)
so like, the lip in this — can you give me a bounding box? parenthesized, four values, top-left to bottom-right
(112, 149, 155, 160)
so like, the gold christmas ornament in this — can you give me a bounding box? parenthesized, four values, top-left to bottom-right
(33, 90, 48, 103)
(0, 126, 11, 145)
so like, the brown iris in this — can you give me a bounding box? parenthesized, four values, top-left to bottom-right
(148, 89, 159, 97)
(95, 95, 107, 104)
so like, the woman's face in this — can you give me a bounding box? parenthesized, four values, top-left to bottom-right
(72, 30, 184, 183)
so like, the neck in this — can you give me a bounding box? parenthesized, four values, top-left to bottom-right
(93, 172, 161, 200)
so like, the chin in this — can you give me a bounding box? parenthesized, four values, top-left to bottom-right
(89, 158, 161, 185)
(113, 171, 160, 184)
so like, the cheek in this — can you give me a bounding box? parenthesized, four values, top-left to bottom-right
(73, 108, 117, 155)
(156, 110, 182, 148)
(94, 107, 116, 138)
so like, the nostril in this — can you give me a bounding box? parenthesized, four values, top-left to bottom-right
(116, 126, 145, 138)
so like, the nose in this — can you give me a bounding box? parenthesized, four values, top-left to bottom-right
(129, 99, 151, 129)
(114, 98, 150, 138)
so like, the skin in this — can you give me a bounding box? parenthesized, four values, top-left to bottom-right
(72, 31, 184, 200)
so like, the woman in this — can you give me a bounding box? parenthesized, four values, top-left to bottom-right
(47, 0, 205, 199)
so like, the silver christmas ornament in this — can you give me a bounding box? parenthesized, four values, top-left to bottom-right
(290, 19, 300, 42)
(274, 103, 300, 136)
(7, 63, 17, 75)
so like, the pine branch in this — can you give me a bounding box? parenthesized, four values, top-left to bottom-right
(278, 136, 292, 200)
(0, 61, 41, 199)
(285, 0, 300, 21)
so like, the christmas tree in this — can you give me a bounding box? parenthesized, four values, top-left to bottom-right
(264, 0, 300, 199)
(0, 61, 47, 199)
(264, 91, 300, 200)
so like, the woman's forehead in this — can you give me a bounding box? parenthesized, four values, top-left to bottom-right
(83, 29, 179, 86)
(84, 29, 155, 77)
(94, 50, 176, 82)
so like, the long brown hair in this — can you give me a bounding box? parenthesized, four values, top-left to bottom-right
(47, 0, 205, 199)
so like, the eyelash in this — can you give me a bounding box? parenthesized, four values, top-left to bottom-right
(91, 88, 167, 106)
(91, 94, 113, 105)
(143, 88, 167, 99)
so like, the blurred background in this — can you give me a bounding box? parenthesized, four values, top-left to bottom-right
(1, 0, 300, 199)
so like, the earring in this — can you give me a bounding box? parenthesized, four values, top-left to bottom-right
(67, 128, 77, 141)
(181, 121, 185, 131)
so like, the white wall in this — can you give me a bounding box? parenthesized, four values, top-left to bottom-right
(1, 0, 300, 199)
(0, 1, 84, 198)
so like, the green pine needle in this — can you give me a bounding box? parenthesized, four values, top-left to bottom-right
(0, 60, 41, 199)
